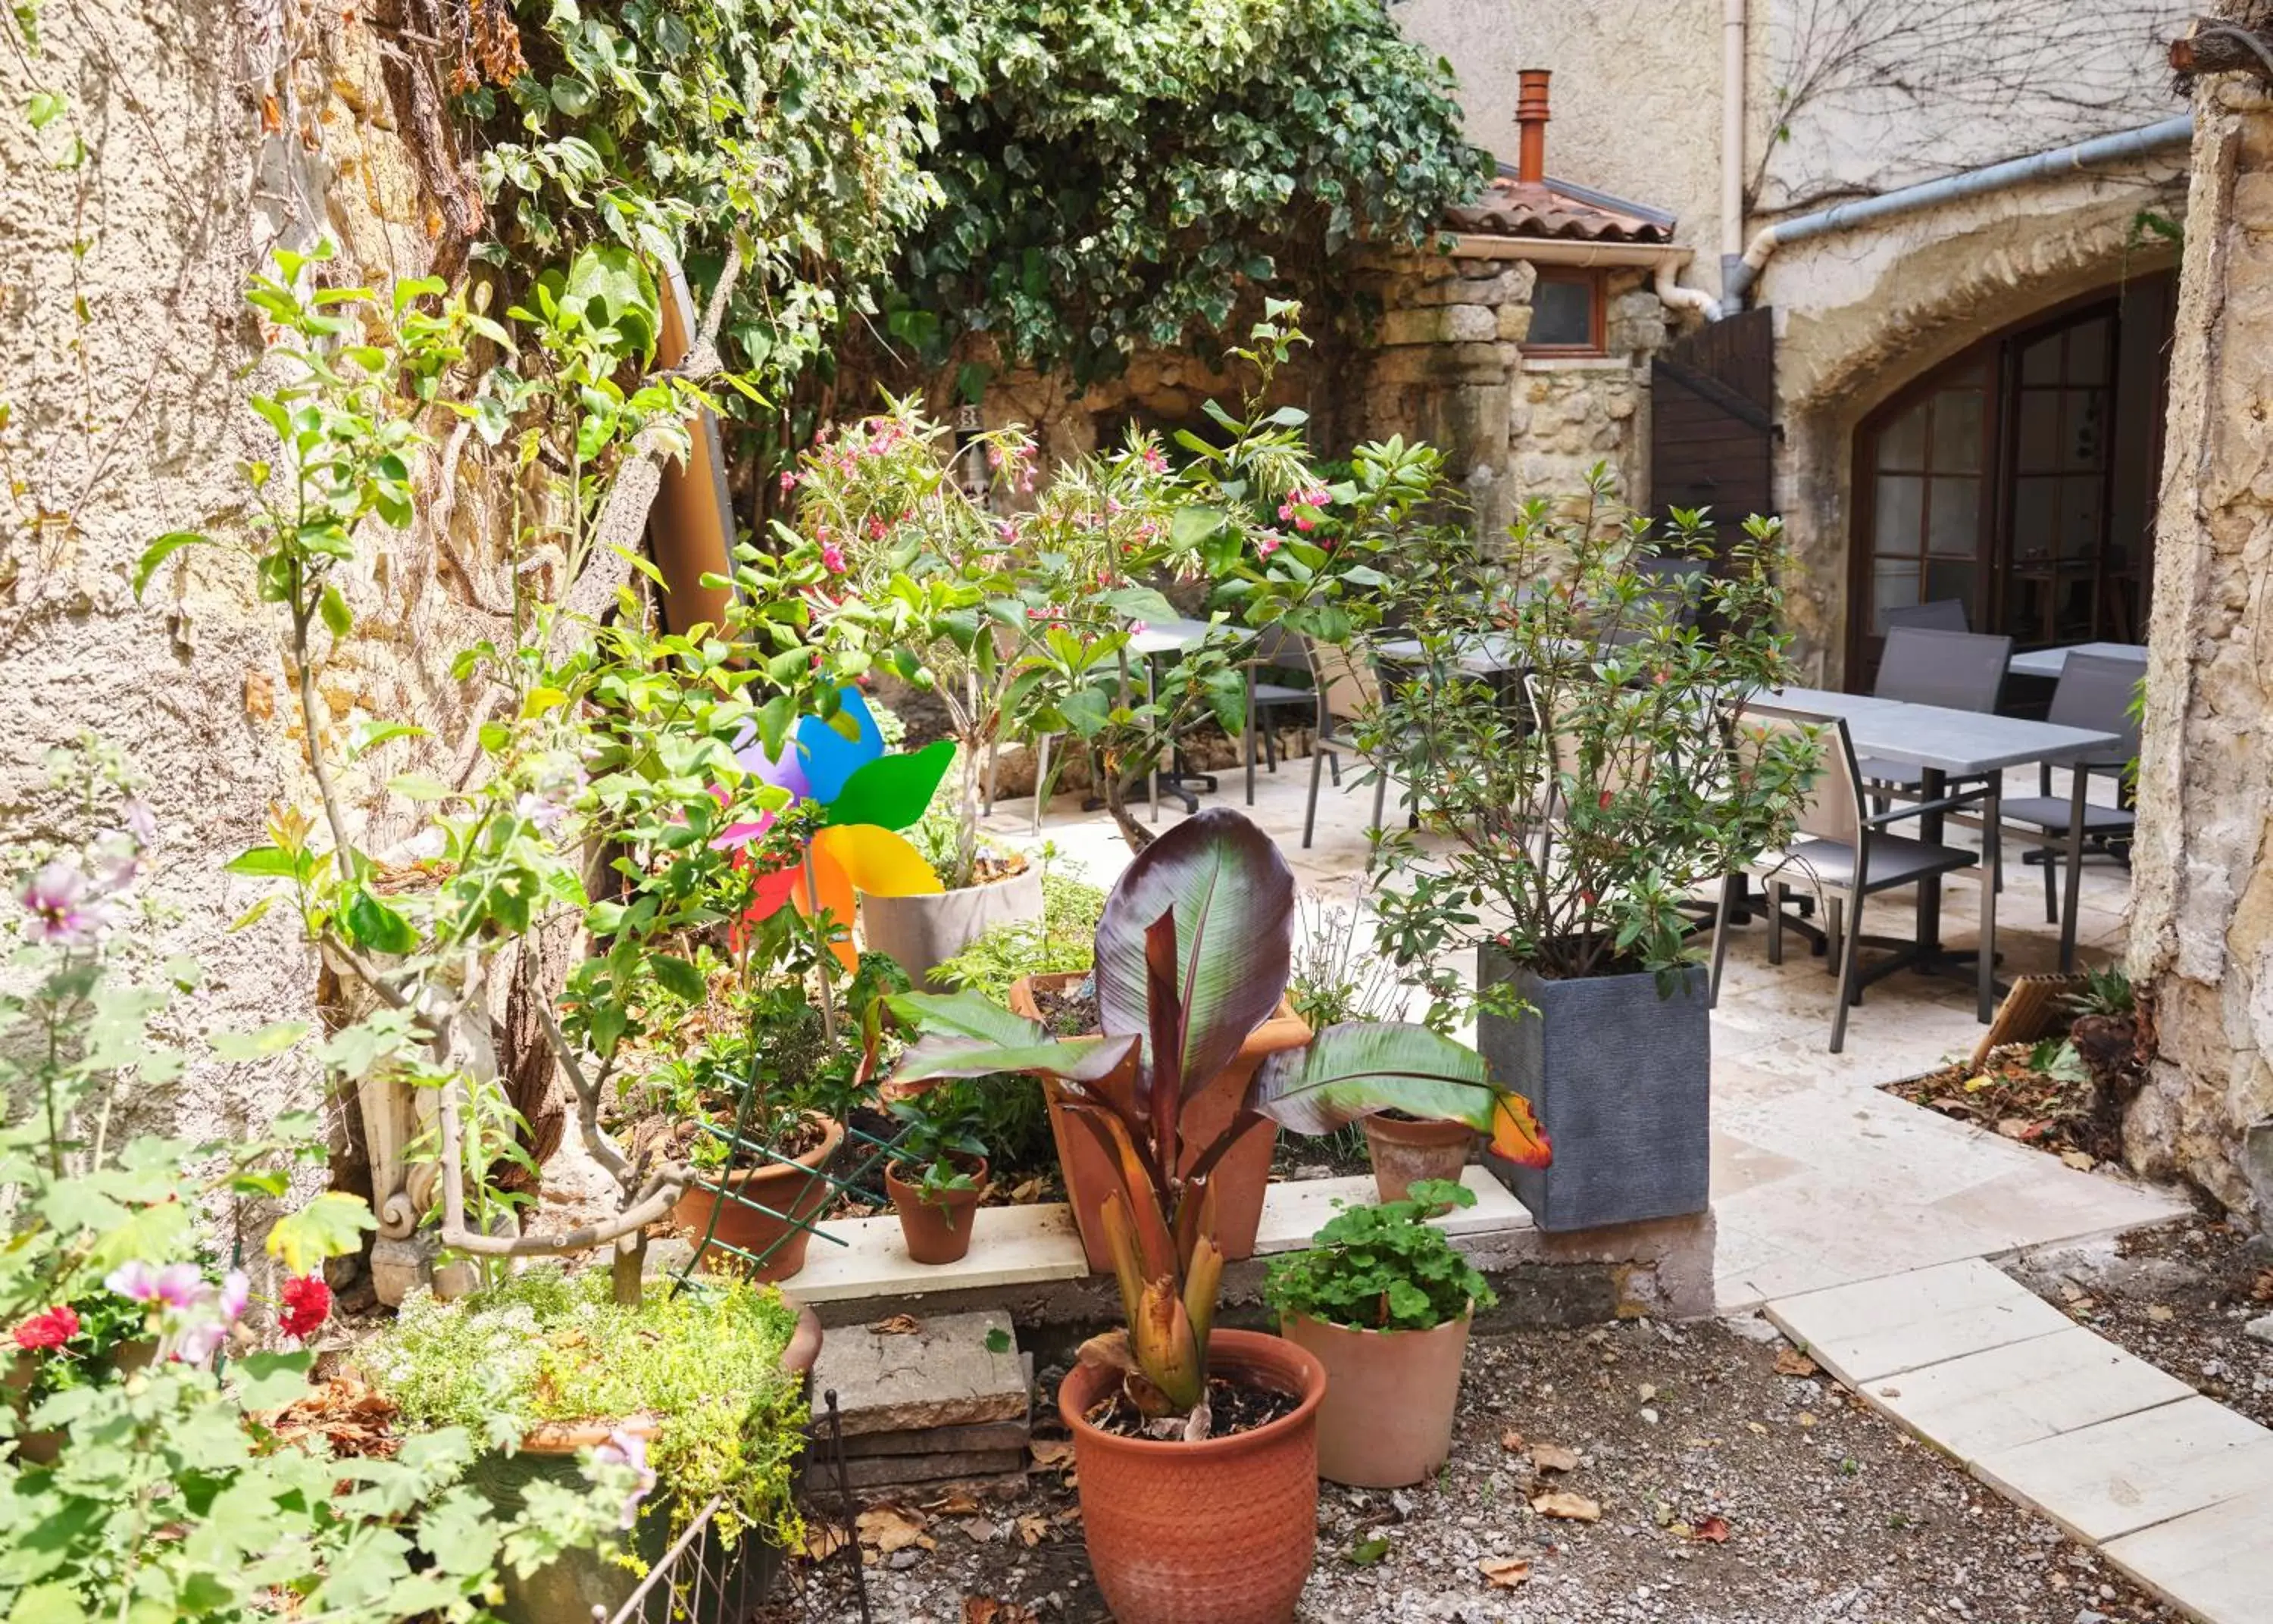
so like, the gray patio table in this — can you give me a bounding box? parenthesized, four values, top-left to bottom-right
(2006, 641, 2148, 680)
(1758, 685, 2120, 979)
(1127, 615, 1252, 812)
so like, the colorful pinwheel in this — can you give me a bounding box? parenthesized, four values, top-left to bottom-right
(724, 689, 953, 969)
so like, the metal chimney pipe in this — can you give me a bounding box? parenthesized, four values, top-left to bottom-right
(1515, 69, 1551, 184)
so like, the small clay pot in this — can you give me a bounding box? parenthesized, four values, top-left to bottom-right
(884, 1156, 988, 1265)
(1362, 1113, 1477, 1205)
(1058, 1328, 1324, 1624)
(1280, 1306, 1472, 1488)
(672, 1113, 843, 1283)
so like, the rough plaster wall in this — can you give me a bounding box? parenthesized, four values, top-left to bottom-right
(1, 6, 508, 1201)
(2127, 80, 2273, 1217)
(1399, 0, 2182, 301)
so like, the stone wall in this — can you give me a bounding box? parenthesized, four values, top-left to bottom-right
(1, 10, 505, 1186)
(2126, 77, 2273, 1220)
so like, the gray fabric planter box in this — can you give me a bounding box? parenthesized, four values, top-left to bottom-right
(1475, 948, 1711, 1232)
(860, 865, 1044, 990)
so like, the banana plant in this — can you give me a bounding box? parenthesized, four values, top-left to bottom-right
(891, 807, 1548, 1430)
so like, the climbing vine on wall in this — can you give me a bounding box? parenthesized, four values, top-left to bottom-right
(446, 0, 1484, 432)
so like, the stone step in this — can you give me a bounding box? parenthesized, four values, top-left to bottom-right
(808, 1309, 1030, 1438)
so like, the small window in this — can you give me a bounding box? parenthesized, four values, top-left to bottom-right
(1523, 268, 1605, 354)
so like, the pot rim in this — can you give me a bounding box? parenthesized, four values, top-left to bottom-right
(861, 860, 1042, 902)
(1280, 1301, 1475, 1341)
(1058, 1328, 1324, 1461)
(883, 1155, 990, 1204)
(698, 1111, 843, 1188)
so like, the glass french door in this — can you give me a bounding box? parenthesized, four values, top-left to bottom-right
(1850, 276, 2170, 686)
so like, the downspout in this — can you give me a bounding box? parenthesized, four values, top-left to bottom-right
(1656, 255, 1722, 323)
(1721, 0, 1747, 297)
(1723, 114, 2195, 311)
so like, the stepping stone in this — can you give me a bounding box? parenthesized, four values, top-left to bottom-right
(1860, 1324, 2193, 1462)
(1766, 1257, 2071, 1383)
(1972, 1395, 2273, 1544)
(810, 1310, 1028, 1437)
(839, 1418, 1029, 1458)
(2103, 1488, 2273, 1624)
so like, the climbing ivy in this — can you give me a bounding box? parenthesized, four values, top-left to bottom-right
(900, 0, 1489, 383)
(457, 0, 1483, 417)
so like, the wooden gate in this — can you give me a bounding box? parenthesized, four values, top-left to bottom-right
(1650, 305, 1775, 532)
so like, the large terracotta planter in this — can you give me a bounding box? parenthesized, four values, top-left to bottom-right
(884, 1156, 987, 1265)
(1362, 1113, 1476, 1205)
(861, 865, 1044, 991)
(672, 1113, 843, 1282)
(1016, 973, 1308, 1270)
(481, 1303, 824, 1624)
(1058, 1328, 1324, 1624)
(1280, 1307, 1471, 1488)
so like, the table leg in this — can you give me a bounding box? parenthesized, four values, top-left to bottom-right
(1915, 766, 1947, 955)
(2059, 757, 2089, 973)
(1244, 666, 1258, 807)
(1979, 776, 2000, 1024)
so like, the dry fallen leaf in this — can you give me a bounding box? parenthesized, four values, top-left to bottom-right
(1499, 1428, 1527, 1452)
(1014, 1514, 1051, 1548)
(1477, 1557, 1533, 1588)
(1029, 1439, 1077, 1470)
(1692, 1514, 1732, 1544)
(931, 1490, 985, 1517)
(2146, 1304, 2176, 1323)
(1796, 1412, 1818, 1429)
(868, 1313, 922, 1335)
(2058, 1149, 2096, 1171)
(799, 1522, 849, 1562)
(2251, 1270, 2273, 1304)
(1530, 1491, 1601, 1522)
(1746, 1421, 1768, 1435)
(1774, 1348, 1818, 1379)
(855, 1507, 931, 1556)
(1530, 1443, 1580, 1473)
(963, 1600, 1038, 1624)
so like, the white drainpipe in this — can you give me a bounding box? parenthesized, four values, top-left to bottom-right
(1721, 0, 1747, 295)
(1722, 114, 2195, 311)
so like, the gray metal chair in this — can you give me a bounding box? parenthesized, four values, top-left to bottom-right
(1709, 708, 1993, 1053)
(1999, 651, 2141, 936)
(1880, 598, 1970, 635)
(1244, 622, 1318, 805)
(1857, 625, 2014, 798)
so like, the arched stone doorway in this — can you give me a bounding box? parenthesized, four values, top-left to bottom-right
(1846, 271, 2177, 684)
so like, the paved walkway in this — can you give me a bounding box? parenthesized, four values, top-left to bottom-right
(980, 748, 2187, 1313)
(1770, 1258, 2271, 1624)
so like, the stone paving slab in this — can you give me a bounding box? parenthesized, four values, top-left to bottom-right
(1855, 1323, 2194, 1461)
(809, 1310, 1028, 1436)
(1252, 1165, 1527, 1254)
(2102, 1489, 2273, 1624)
(1765, 1257, 2074, 1383)
(1972, 1394, 2273, 1544)
(789, 1201, 1089, 1304)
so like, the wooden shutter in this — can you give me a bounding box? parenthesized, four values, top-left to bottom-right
(1650, 305, 1775, 531)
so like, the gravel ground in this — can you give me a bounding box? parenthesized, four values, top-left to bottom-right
(770, 1316, 2176, 1623)
(2007, 1210, 2273, 1430)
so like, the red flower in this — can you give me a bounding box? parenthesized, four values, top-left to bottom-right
(278, 1275, 330, 1340)
(12, 1304, 79, 1351)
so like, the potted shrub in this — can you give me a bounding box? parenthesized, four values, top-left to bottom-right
(1265, 1179, 1495, 1488)
(365, 1266, 821, 1624)
(882, 1092, 990, 1264)
(892, 808, 1546, 1624)
(1367, 474, 1816, 1232)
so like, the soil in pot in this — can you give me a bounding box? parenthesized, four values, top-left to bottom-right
(671, 1113, 843, 1282)
(1362, 1112, 1475, 1205)
(1280, 1309, 1471, 1488)
(884, 1155, 987, 1265)
(1057, 1328, 1323, 1624)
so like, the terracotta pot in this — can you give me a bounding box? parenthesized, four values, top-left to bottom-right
(8, 1336, 161, 1466)
(1017, 973, 1308, 1270)
(672, 1113, 843, 1283)
(1280, 1307, 1472, 1488)
(884, 1156, 988, 1265)
(861, 865, 1044, 991)
(1362, 1113, 1477, 1205)
(483, 1301, 824, 1624)
(1058, 1328, 1324, 1624)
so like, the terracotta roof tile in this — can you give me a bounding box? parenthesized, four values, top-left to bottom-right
(1444, 176, 1674, 245)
